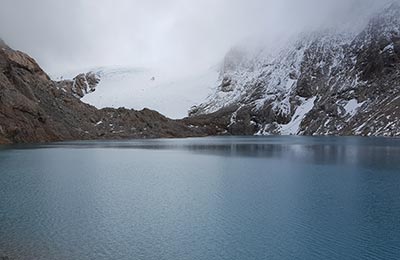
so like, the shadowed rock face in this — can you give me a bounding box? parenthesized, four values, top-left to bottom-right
(189, 3, 400, 137)
(0, 42, 213, 144)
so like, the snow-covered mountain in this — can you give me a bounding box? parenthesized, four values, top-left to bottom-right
(52, 2, 400, 137)
(189, 2, 400, 136)
(56, 66, 219, 119)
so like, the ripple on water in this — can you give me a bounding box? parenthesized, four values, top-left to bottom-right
(0, 137, 399, 260)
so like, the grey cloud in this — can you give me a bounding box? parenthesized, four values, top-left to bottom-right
(0, 0, 395, 76)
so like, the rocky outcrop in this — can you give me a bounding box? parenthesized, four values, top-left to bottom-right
(0, 42, 208, 144)
(56, 72, 100, 98)
(190, 3, 400, 137)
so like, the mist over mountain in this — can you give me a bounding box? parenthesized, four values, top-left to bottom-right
(0, 0, 396, 77)
(0, 0, 399, 144)
(2, 5, 400, 260)
(189, 2, 400, 136)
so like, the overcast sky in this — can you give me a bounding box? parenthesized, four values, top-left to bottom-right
(0, 0, 393, 76)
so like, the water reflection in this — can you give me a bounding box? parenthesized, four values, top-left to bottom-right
(11, 136, 397, 170)
(0, 136, 399, 260)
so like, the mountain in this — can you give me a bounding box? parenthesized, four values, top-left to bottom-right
(0, 41, 210, 144)
(1, 3, 400, 144)
(189, 3, 400, 137)
(56, 66, 219, 119)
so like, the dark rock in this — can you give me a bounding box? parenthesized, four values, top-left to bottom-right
(189, 4, 400, 137)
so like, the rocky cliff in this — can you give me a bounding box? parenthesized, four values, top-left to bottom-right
(190, 3, 400, 137)
(0, 41, 209, 144)
(56, 72, 101, 98)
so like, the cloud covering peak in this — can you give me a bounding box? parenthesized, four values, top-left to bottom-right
(0, 0, 395, 76)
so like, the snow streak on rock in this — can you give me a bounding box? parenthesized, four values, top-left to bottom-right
(190, 3, 400, 137)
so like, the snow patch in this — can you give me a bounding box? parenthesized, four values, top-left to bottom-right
(280, 97, 316, 135)
(381, 43, 394, 53)
(344, 99, 364, 117)
(60, 66, 219, 119)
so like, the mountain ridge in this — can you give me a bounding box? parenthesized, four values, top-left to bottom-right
(1, 4, 400, 144)
(0, 42, 214, 144)
(189, 3, 400, 137)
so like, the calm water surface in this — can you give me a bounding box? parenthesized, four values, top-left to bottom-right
(0, 136, 399, 260)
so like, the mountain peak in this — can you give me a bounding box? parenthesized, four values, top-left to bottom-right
(190, 3, 400, 137)
(371, 1, 400, 28)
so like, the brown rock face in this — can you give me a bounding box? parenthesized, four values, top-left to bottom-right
(0, 42, 208, 144)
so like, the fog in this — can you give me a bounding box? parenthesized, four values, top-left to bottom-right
(0, 0, 394, 76)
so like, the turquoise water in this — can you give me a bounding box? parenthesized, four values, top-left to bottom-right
(0, 137, 399, 260)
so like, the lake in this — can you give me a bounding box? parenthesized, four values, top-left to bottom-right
(0, 136, 399, 260)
